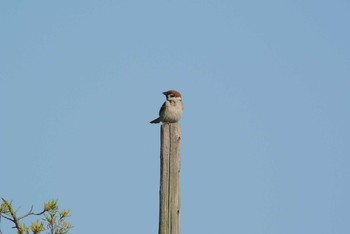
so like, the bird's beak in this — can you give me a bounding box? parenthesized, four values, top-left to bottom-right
(162, 91, 167, 95)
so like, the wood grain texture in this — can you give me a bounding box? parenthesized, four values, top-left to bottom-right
(158, 123, 181, 234)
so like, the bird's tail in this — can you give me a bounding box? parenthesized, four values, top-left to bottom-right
(150, 117, 161, 124)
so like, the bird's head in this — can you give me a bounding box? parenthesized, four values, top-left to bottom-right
(163, 90, 182, 101)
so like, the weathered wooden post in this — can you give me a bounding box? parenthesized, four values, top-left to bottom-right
(158, 123, 181, 234)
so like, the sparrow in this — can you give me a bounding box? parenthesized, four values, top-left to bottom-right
(150, 90, 183, 124)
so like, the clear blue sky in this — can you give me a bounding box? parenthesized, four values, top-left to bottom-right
(1, 1, 349, 233)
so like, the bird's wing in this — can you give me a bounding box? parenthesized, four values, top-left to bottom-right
(159, 101, 166, 116)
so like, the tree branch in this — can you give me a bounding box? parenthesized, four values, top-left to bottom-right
(17, 205, 46, 220)
(0, 214, 14, 222)
(1, 198, 20, 230)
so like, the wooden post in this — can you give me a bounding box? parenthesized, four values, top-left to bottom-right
(158, 123, 181, 234)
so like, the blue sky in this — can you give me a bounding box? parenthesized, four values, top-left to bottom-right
(1, 1, 349, 233)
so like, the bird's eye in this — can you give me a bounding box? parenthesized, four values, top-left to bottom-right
(169, 94, 175, 98)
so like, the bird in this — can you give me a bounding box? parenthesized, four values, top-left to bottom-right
(150, 90, 183, 124)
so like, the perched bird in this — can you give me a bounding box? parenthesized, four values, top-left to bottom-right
(150, 90, 183, 124)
